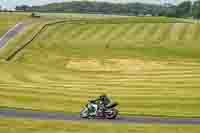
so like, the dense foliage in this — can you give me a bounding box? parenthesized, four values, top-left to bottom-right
(15, 1, 163, 16)
(12, 0, 200, 19)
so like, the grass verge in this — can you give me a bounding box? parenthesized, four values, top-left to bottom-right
(0, 117, 200, 133)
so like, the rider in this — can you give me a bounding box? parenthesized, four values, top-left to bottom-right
(89, 94, 111, 116)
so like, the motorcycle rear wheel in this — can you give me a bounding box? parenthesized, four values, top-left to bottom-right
(105, 108, 118, 119)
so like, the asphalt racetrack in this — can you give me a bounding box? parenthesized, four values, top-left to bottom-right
(0, 108, 200, 125)
(0, 22, 25, 48)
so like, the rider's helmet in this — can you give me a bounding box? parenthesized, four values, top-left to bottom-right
(100, 94, 107, 101)
(100, 93, 106, 98)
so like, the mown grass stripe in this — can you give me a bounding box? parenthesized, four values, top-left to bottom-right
(178, 24, 190, 40)
(136, 24, 155, 41)
(82, 24, 102, 40)
(1, 85, 200, 96)
(170, 23, 186, 40)
(1, 80, 200, 88)
(90, 24, 107, 40)
(53, 24, 77, 43)
(77, 24, 97, 40)
(131, 23, 146, 39)
(156, 23, 173, 41)
(183, 24, 195, 40)
(98, 24, 117, 40)
(0, 89, 199, 103)
(143, 24, 160, 41)
(70, 24, 90, 39)
(122, 23, 137, 40)
(193, 24, 200, 40)
(63, 24, 84, 39)
(109, 24, 132, 41)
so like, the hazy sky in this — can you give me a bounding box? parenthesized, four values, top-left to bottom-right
(0, 0, 195, 9)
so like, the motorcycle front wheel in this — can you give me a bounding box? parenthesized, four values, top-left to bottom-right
(80, 108, 89, 118)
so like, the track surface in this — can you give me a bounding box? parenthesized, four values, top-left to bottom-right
(0, 22, 25, 48)
(0, 108, 200, 125)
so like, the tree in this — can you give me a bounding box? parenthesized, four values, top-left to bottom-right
(192, 0, 200, 19)
(15, 5, 30, 11)
(176, 1, 192, 18)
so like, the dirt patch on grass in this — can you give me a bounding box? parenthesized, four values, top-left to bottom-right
(66, 58, 163, 73)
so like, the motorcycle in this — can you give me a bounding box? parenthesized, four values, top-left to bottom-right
(80, 101, 119, 119)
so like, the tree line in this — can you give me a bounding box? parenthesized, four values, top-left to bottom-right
(160, 0, 200, 19)
(15, 1, 200, 19)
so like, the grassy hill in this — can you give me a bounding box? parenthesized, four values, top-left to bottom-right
(0, 14, 200, 118)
